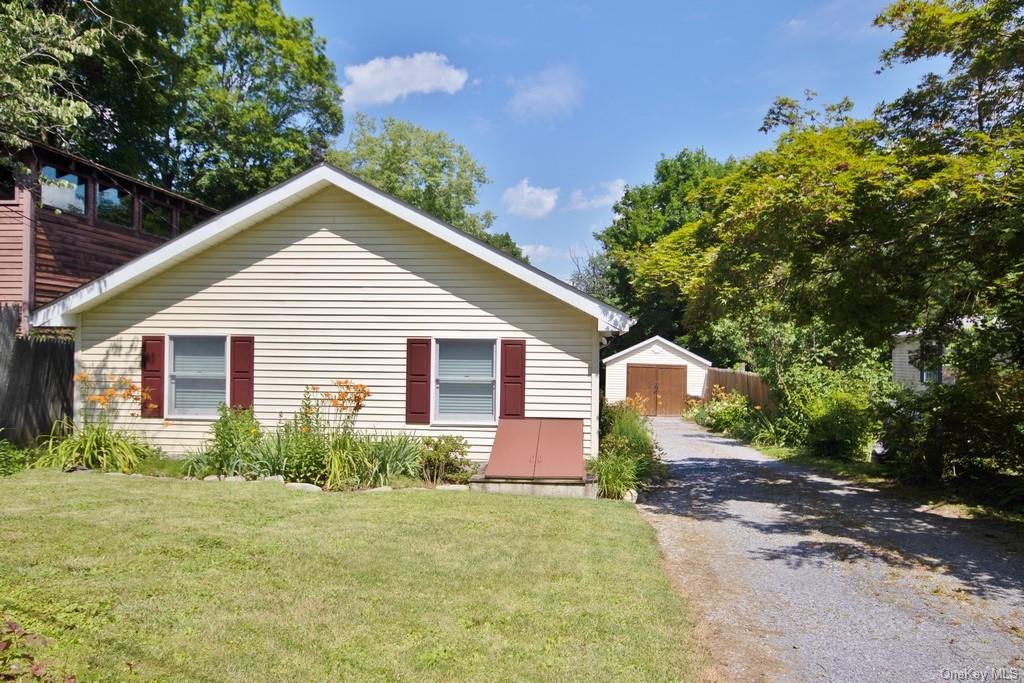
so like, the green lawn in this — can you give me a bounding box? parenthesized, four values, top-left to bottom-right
(0, 471, 700, 681)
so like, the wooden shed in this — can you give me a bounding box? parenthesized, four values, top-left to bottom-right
(603, 336, 711, 416)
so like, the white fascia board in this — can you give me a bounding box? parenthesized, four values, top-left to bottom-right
(32, 165, 634, 333)
(602, 335, 713, 367)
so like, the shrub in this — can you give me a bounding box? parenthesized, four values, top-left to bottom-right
(0, 436, 33, 477)
(881, 382, 1024, 493)
(186, 405, 263, 478)
(278, 419, 331, 485)
(421, 435, 475, 485)
(593, 399, 667, 498)
(698, 387, 755, 436)
(803, 388, 874, 460)
(36, 418, 157, 473)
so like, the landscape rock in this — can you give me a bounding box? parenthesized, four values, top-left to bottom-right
(105, 472, 127, 477)
(223, 475, 246, 482)
(203, 475, 222, 482)
(623, 489, 638, 503)
(285, 482, 322, 493)
(260, 475, 285, 483)
(436, 484, 469, 491)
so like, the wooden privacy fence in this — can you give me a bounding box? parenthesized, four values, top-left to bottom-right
(702, 367, 775, 410)
(0, 305, 74, 445)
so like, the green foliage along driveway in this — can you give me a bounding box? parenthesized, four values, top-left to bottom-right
(0, 471, 699, 681)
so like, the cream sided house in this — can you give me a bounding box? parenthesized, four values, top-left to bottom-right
(892, 331, 954, 391)
(31, 164, 633, 475)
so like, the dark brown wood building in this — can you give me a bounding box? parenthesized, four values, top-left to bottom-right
(0, 144, 216, 326)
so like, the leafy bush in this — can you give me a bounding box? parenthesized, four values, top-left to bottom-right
(693, 365, 885, 461)
(421, 435, 475, 485)
(803, 388, 874, 460)
(186, 405, 263, 478)
(36, 418, 157, 473)
(0, 435, 33, 477)
(881, 382, 1024, 493)
(697, 387, 755, 436)
(605, 401, 655, 456)
(593, 398, 667, 498)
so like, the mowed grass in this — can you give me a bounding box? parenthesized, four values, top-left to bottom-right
(0, 470, 699, 681)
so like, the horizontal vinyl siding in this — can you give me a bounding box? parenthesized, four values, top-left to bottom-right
(78, 187, 597, 459)
(605, 341, 708, 402)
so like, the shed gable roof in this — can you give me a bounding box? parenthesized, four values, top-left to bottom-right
(31, 164, 633, 333)
(602, 335, 712, 367)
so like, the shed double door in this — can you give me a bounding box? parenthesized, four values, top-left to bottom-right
(626, 364, 686, 416)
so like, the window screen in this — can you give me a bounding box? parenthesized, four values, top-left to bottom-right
(436, 340, 495, 420)
(170, 337, 226, 416)
(141, 202, 174, 237)
(40, 165, 86, 215)
(0, 166, 15, 201)
(179, 211, 198, 233)
(919, 340, 943, 384)
(96, 181, 133, 227)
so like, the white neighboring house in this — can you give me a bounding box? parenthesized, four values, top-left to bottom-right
(603, 335, 711, 416)
(30, 164, 633, 462)
(892, 332, 954, 391)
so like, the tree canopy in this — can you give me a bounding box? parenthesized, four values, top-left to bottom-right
(576, 0, 1024, 483)
(329, 114, 527, 261)
(0, 0, 99, 153)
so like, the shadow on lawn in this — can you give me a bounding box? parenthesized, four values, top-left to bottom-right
(641, 428, 1024, 604)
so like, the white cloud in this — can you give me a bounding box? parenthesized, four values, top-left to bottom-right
(569, 179, 626, 210)
(506, 65, 583, 120)
(502, 178, 559, 219)
(520, 244, 568, 263)
(343, 52, 468, 106)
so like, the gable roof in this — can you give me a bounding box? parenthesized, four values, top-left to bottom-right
(602, 335, 712, 367)
(31, 163, 634, 333)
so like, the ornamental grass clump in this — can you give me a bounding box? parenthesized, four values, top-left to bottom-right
(591, 396, 667, 498)
(35, 374, 157, 473)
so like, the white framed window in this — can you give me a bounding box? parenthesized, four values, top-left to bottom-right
(918, 340, 943, 385)
(434, 339, 497, 423)
(168, 336, 227, 418)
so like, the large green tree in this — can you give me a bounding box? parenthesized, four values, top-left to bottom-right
(63, 0, 186, 179)
(0, 0, 99, 152)
(35, 0, 342, 208)
(875, 0, 1024, 146)
(166, 0, 344, 208)
(329, 114, 526, 260)
(589, 149, 733, 348)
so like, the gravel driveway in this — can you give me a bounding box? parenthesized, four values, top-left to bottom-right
(639, 418, 1024, 682)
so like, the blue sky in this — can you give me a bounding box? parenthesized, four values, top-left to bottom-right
(281, 0, 935, 279)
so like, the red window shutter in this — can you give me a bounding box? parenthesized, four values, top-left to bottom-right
(405, 338, 431, 424)
(230, 336, 255, 410)
(500, 339, 526, 419)
(140, 336, 165, 418)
